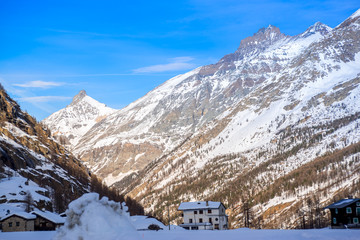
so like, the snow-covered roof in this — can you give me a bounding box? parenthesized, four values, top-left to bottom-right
(178, 201, 223, 211)
(1, 212, 36, 221)
(31, 210, 65, 224)
(180, 222, 212, 226)
(324, 198, 360, 209)
(129, 215, 166, 230)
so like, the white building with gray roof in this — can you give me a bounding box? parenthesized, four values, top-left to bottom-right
(178, 201, 228, 230)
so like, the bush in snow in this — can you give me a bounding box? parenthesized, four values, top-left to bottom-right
(54, 193, 140, 240)
(148, 224, 162, 231)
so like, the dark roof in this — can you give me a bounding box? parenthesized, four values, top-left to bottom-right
(324, 198, 360, 209)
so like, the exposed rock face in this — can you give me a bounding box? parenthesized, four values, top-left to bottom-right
(237, 25, 287, 54)
(0, 87, 91, 212)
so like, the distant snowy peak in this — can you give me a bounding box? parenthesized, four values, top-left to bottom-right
(42, 90, 116, 147)
(236, 25, 288, 55)
(297, 22, 332, 38)
(68, 90, 114, 116)
(70, 89, 88, 106)
(219, 23, 329, 65)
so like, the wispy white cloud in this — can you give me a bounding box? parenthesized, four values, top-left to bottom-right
(13, 80, 65, 89)
(16, 96, 72, 103)
(133, 56, 197, 73)
(45, 28, 111, 37)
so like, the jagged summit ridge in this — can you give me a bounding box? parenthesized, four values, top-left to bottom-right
(71, 90, 87, 106)
(298, 22, 332, 38)
(349, 8, 360, 19)
(336, 8, 360, 29)
(237, 25, 287, 50)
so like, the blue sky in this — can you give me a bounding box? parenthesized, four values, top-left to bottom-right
(1, 0, 359, 120)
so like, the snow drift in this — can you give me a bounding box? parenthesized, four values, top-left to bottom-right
(54, 193, 140, 240)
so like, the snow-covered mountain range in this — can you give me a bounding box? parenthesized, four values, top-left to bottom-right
(44, 20, 333, 184)
(44, 9, 360, 228)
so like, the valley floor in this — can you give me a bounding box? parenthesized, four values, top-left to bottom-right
(0, 229, 359, 240)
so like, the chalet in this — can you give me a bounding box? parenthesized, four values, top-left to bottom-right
(178, 201, 228, 230)
(31, 210, 65, 230)
(0, 212, 36, 232)
(324, 198, 360, 229)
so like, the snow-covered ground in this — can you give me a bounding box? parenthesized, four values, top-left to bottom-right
(0, 228, 359, 240)
(1, 193, 358, 240)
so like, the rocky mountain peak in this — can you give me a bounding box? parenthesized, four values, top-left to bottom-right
(42, 89, 116, 149)
(336, 8, 360, 29)
(236, 25, 287, 54)
(298, 22, 332, 38)
(349, 8, 360, 19)
(71, 90, 87, 106)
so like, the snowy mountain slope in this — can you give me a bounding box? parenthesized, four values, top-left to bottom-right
(0, 86, 92, 213)
(56, 21, 332, 185)
(119, 9, 360, 228)
(0, 173, 53, 218)
(42, 90, 116, 149)
(0, 86, 146, 218)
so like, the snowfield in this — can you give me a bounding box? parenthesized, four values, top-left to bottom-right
(0, 228, 359, 240)
(1, 193, 359, 240)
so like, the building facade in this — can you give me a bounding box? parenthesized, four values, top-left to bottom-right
(31, 210, 65, 231)
(178, 201, 228, 230)
(0, 212, 35, 232)
(324, 198, 360, 228)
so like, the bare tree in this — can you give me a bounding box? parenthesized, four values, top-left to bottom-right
(242, 200, 252, 228)
(24, 191, 34, 213)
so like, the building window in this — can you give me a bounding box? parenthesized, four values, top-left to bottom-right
(356, 202, 360, 206)
(199, 218, 203, 223)
(209, 218, 212, 223)
(346, 207, 352, 214)
(354, 218, 359, 224)
(356, 207, 360, 216)
(194, 211, 197, 214)
(189, 219, 193, 223)
(199, 210, 203, 214)
(16, 222, 20, 227)
(208, 210, 212, 214)
(214, 224, 219, 230)
(333, 218, 337, 224)
(215, 218, 218, 222)
(8, 222, 12, 227)
(335, 208, 338, 214)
